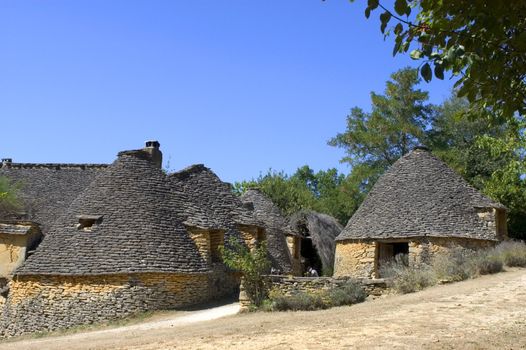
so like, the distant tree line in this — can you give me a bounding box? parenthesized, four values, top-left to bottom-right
(235, 68, 526, 239)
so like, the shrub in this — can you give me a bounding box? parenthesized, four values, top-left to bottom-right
(495, 241, 526, 267)
(382, 261, 437, 294)
(220, 238, 271, 307)
(432, 248, 477, 282)
(271, 292, 327, 311)
(474, 249, 504, 275)
(326, 280, 367, 306)
(266, 279, 366, 311)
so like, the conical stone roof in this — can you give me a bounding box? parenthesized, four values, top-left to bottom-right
(17, 150, 208, 275)
(337, 148, 505, 242)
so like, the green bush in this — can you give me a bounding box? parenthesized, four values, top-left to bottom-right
(495, 241, 526, 267)
(271, 292, 327, 311)
(327, 280, 367, 306)
(474, 249, 504, 275)
(219, 238, 271, 307)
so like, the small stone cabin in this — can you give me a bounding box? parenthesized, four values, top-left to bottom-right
(289, 210, 342, 276)
(241, 189, 343, 276)
(0, 142, 265, 337)
(0, 221, 42, 299)
(334, 147, 507, 279)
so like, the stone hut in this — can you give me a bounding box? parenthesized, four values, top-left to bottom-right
(0, 158, 107, 233)
(334, 147, 507, 279)
(0, 142, 264, 336)
(240, 188, 298, 275)
(0, 221, 42, 298)
(289, 210, 342, 276)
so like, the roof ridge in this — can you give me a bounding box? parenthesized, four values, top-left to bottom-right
(1, 163, 108, 170)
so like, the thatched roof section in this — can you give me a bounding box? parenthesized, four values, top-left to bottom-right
(289, 210, 342, 271)
(240, 188, 296, 273)
(337, 147, 506, 242)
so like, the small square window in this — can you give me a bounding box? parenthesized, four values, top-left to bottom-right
(76, 215, 103, 232)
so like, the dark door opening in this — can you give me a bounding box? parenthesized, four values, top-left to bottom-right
(377, 242, 409, 277)
(300, 237, 322, 276)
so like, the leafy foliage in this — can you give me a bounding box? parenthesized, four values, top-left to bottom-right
(219, 237, 271, 307)
(356, 0, 526, 121)
(328, 67, 433, 191)
(0, 176, 21, 214)
(234, 166, 360, 225)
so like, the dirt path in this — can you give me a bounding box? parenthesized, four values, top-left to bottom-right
(2, 268, 526, 350)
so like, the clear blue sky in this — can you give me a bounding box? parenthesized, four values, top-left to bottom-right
(0, 1, 454, 183)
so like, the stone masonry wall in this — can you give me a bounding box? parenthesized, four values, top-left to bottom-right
(267, 275, 388, 298)
(239, 275, 389, 311)
(408, 237, 495, 266)
(334, 237, 496, 279)
(0, 273, 208, 337)
(333, 242, 376, 278)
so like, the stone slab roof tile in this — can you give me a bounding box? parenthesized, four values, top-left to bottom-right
(337, 149, 505, 242)
(16, 152, 208, 275)
(0, 163, 107, 234)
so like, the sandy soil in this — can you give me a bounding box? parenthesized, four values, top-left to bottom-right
(2, 268, 526, 350)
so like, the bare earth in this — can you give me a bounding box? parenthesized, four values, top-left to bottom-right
(2, 268, 526, 350)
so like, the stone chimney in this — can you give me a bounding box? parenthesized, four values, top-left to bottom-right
(1, 158, 12, 168)
(143, 141, 162, 169)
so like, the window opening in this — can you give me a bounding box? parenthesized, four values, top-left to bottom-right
(76, 215, 103, 232)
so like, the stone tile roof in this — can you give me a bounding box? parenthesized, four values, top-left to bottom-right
(16, 151, 209, 275)
(240, 188, 297, 273)
(0, 222, 33, 235)
(169, 164, 261, 230)
(289, 210, 342, 270)
(337, 148, 506, 242)
(0, 163, 107, 234)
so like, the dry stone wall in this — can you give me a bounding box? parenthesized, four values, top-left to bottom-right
(0, 273, 208, 337)
(333, 241, 376, 278)
(334, 237, 496, 278)
(267, 275, 388, 298)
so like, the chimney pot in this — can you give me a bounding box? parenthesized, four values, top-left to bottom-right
(145, 140, 160, 149)
(143, 141, 162, 168)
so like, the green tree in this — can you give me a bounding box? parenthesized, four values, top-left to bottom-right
(234, 166, 359, 225)
(476, 125, 526, 238)
(428, 96, 526, 238)
(428, 96, 510, 189)
(357, 0, 526, 121)
(328, 67, 434, 191)
(219, 237, 271, 307)
(0, 176, 21, 214)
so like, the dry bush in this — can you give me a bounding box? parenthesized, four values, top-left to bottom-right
(495, 241, 526, 267)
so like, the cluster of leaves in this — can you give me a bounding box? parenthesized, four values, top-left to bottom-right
(329, 67, 526, 238)
(237, 67, 525, 238)
(219, 237, 271, 307)
(328, 67, 433, 193)
(0, 176, 21, 214)
(359, 0, 526, 120)
(234, 166, 361, 225)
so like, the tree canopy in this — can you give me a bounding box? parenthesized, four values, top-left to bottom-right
(328, 67, 433, 191)
(356, 0, 526, 121)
